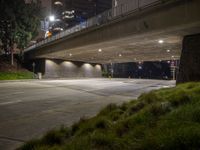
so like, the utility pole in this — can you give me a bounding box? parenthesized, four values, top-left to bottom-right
(32, 62, 36, 79)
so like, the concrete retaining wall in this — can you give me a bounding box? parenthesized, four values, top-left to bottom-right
(44, 59, 102, 78)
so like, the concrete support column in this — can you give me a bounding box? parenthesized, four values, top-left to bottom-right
(177, 33, 200, 84)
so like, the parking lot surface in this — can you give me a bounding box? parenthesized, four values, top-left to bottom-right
(0, 78, 175, 150)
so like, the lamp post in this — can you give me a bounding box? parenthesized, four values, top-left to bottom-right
(32, 62, 35, 79)
(42, 15, 55, 38)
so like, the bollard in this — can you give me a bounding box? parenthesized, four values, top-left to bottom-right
(38, 72, 42, 80)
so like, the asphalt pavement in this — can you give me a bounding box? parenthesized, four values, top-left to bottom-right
(0, 78, 175, 150)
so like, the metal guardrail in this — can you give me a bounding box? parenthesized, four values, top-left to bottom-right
(24, 0, 165, 52)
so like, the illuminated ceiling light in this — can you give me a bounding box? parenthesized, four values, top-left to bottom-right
(166, 49, 170, 53)
(119, 54, 122, 57)
(98, 49, 102, 52)
(69, 53, 72, 57)
(49, 15, 55, 22)
(171, 55, 174, 58)
(158, 40, 164, 44)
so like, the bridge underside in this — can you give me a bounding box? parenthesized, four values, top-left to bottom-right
(37, 30, 186, 64)
(37, 24, 200, 63)
(25, 0, 200, 64)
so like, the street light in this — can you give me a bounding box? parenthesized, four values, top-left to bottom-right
(49, 15, 55, 22)
(42, 15, 55, 38)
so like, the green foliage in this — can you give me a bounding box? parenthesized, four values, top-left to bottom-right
(102, 70, 110, 78)
(18, 82, 200, 150)
(0, 72, 33, 80)
(0, 0, 41, 51)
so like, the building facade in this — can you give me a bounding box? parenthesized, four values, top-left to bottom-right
(32, 0, 112, 38)
(50, 0, 112, 33)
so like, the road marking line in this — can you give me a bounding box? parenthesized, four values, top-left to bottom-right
(0, 100, 22, 106)
(13, 92, 24, 94)
(0, 136, 25, 143)
(162, 85, 171, 88)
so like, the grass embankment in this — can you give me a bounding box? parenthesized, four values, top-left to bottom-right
(18, 82, 200, 150)
(0, 72, 33, 80)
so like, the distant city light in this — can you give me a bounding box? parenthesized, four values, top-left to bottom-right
(54, 1, 63, 5)
(138, 66, 142, 69)
(62, 10, 75, 19)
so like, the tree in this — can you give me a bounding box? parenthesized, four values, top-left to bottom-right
(0, 0, 41, 65)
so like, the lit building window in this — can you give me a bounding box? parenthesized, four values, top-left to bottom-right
(54, 1, 63, 5)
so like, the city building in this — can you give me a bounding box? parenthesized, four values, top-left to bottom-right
(50, 0, 112, 34)
(29, 0, 112, 39)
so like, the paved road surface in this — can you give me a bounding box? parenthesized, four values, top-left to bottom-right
(0, 78, 175, 150)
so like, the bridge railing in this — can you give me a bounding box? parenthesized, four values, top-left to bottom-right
(24, 0, 166, 52)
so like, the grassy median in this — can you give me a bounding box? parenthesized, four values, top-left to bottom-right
(0, 72, 33, 80)
(18, 82, 200, 150)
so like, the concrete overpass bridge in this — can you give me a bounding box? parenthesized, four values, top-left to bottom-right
(24, 0, 200, 78)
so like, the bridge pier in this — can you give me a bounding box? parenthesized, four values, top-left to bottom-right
(177, 33, 200, 83)
(26, 59, 102, 78)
